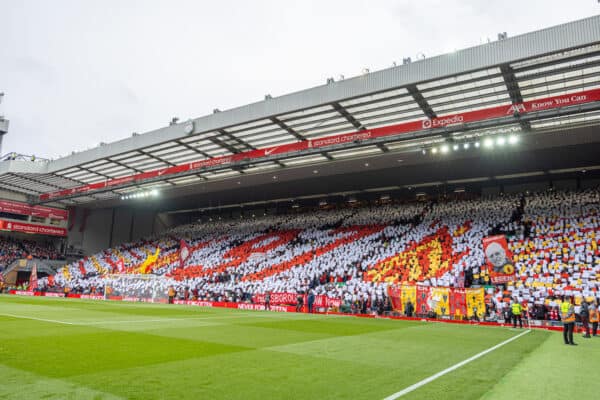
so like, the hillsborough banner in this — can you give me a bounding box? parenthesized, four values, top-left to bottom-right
(39, 88, 600, 201)
(252, 292, 342, 308)
(0, 219, 67, 237)
(482, 235, 515, 284)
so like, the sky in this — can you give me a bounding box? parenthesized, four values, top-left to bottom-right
(0, 0, 598, 160)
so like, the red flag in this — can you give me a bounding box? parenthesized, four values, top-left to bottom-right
(179, 239, 191, 269)
(116, 259, 125, 273)
(29, 264, 38, 291)
(387, 285, 402, 311)
(416, 285, 431, 316)
(450, 288, 467, 317)
(79, 261, 86, 276)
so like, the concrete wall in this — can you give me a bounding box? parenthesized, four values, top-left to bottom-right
(66, 206, 165, 256)
(82, 208, 112, 254)
(131, 208, 156, 242)
(111, 208, 133, 246)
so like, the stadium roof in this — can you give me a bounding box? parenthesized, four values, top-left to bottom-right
(1, 15, 600, 207)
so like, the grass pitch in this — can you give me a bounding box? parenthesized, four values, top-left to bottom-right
(0, 295, 598, 399)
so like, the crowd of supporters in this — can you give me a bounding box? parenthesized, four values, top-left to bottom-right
(37, 188, 600, 321)
(0, 237, 62, 271)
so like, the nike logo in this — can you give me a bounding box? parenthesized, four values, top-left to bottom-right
(157, 170, 167, 176)
(264, 147, 278, 156)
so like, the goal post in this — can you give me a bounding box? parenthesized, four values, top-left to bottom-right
(103, 274, 170, 303)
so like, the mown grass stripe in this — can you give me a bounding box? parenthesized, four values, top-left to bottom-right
(383, 329, 531, 399)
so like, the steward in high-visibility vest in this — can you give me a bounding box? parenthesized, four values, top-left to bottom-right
(590, 306, 599, 323)
(561, 298, 577, 346)
(561, 301, 575, 323)
(511, 302, 523, 315)
(510, 299, 523, 328)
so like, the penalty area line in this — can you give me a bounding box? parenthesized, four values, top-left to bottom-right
(383, 329, 531, 400)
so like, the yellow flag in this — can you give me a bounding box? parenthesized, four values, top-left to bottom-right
(466, 288, 485, 318)
(139, 248, 161, 274)
(431, 287, 450, 316)
(400, 285, 416, 314)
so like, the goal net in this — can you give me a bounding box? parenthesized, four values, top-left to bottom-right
(103, 274, 170, 303)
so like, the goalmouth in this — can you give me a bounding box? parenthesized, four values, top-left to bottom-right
(103, 274, 170, 303)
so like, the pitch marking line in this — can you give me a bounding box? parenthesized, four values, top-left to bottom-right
(0, 312, 274, 326)
(383, 329, 531, 400)
(80, 314, 263, 325)
(0, 313, 76, 325)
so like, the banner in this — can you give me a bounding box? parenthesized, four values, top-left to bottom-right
(482, 235, 515, 284)
(0, 199, 68, 220)
(466, 288, 485, 319)
(0, 219, 67, 237)
(430, 287, 450, 316)
(251, 292, 341, 308)
(387, 286, 402, 311)
(40, 88, 600, 201)
(413, 286, 452, 316)
(450, 288, 467, 318)
(416, 285, 431, 315)
(388, 285, 477, 319)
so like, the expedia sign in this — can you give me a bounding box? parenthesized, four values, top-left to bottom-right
(422, 115, 464, 129)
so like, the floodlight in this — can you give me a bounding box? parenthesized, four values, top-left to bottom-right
(496, 137, 506, 146)
(452, 144, 459, 151)
(508, 135, 519, 144)
(431, 147, 438, 154)
(483, 138, 493, 148)
(441, 145, 449, 154)
(463, 143, 470, 149)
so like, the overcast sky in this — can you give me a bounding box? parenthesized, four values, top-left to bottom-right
(0, 0, 598, 160)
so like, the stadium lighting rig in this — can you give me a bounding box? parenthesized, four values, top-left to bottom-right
(120, 189, 159, 201)
(426, 134, 519, 155)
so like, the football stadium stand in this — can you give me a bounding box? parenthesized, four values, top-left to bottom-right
(25, 187, 598, 322)
(0, 237, 62, 270)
